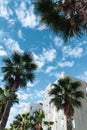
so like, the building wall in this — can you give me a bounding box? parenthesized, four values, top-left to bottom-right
(73, 80, 87, 130)
(21, 103, 43, 115)
(43, 73, 87, 130)
(42, 82, 67, 130)
(21, 73, 87, 130)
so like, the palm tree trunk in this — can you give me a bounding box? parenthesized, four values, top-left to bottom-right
(0, 87, 16, 130)
(67, 117, 72, 130)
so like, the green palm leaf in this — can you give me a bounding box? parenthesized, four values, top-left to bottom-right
(35, 0, 85, 41)
(49, 76, 85, 130)
(0, 52, 37, 130)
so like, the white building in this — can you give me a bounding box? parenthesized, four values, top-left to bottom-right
(21, 102, 43, 115)
(42, 73, 87, 130)
(21, 73, 87, 130)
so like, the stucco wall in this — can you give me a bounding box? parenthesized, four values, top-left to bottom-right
(43, 73, 87, 130)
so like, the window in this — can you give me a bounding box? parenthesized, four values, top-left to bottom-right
(72, 119, 75, 128)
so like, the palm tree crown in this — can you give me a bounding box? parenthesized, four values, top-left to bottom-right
(33, 110, 45, 130)
(0, 52, 37, 130)
(35, 0, 86, 41)
(2, 52, 37, 88)
(10, 113, 33, 130)
(49, 76, 85, 130)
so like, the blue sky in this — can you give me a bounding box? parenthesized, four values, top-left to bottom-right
(0, 0, 87, 128)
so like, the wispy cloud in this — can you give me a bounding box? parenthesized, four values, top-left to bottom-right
(15, 2, 39, 28)
(0, 0, 13, 20)
(4, 38, 23, 53)
(62, 46, 83, 59)
(0, 30, 23, 54)
(33, 53, 45, 69)
(17, 91, 30, 101)
(58, 61, 74, 68)
(33, 48, 56, 70)
(53, 37, 64, 47)
(16, 87, 45, 103)
(36, 90, 45, 97)
(43, 48, 56, 62)
(27, 80, 39, 87)
(18, 30, 24, 39)
(49, 71, 65, 78)
(45, 66, 56, 73)
(37, 24, 47, 31)
(0, 46, 7, 56)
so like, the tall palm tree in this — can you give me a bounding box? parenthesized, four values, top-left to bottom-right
(0, 86, 18, 120)
(35, 0, 86, 41)
(10, 113, 33, 130)
(33, 110, 45, 130)
(49, 76, 85, 130)
(0, 52, 37, 130)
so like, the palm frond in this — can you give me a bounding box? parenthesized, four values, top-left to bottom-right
(71, 91, 84, 98)
(49, 84, 62, 96)
(35, 0, 85, 41)
(12, 52, 22, 64)
(49, 76, 85, 117)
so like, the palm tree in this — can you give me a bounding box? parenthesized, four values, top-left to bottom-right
(49, 76, 85, 130)
(10, 113, 33, 130)
(4, 128, 10, 130)
(44, 121, 54, 130)
(33, 110, 45, 130)
(10, 120, 19, 130)
(0, 86, 18, 120)
(0, 52, 37, 130)
(35, 0, 86, 41)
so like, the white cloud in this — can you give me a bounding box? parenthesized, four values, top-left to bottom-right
(37, 24, 47, 31)
(35, 90, 45, 98)
(62, 46, 83, 58)
(18, 30, 23, 39)
(54, 37, 64, 47)
(27, 80, 39, 87)
(17, 88, 45, 103)
(49, 71, 65, 78)
(33, 53, 45, 69)
(16, 102, 28, 109)
(43, 48, 56, 62)
(8, 19, 15, 25)
(58, 61, 74, 67)
(17, 91, 29, 100)
(0, 46, 7, 56)
(45, 66, 56, 73)
(15, 2, 39, 28)
(0, 31, 23, 54)
(4, 38, 23, 53)
(0, 0, 13, 20)
(33, 48, 56, 70)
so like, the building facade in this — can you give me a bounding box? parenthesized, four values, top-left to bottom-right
(21, 73, 87, 130)
(42, 73, 87, 130)
(21, 102, 43, 115)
